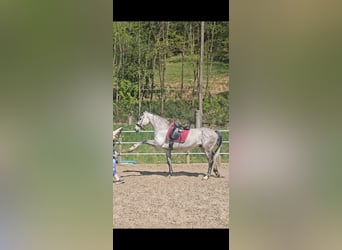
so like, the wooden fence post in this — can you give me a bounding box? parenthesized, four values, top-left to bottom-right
(195, 109, 201, 128)
(118, 132, 122, 163)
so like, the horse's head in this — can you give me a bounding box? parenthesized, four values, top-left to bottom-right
(135, 111, 149, 132)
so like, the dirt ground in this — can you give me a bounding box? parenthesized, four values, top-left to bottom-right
(113, 163, 229, 228)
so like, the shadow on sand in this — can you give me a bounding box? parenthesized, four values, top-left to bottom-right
(122, 169, 204, 177)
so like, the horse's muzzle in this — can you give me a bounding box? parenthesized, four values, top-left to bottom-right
(135, 123, 143, 132)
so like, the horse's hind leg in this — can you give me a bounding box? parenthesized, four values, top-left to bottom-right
(203, 151, 214, 180)
(213, 161, 220, 177)
(166, 149, 173, 177)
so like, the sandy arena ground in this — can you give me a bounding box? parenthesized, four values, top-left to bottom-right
(113, 163, 229, 228)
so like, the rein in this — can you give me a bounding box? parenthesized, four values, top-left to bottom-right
(136, 122, 144, 130)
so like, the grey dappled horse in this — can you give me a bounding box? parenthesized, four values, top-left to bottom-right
(128, 111, 222, 180)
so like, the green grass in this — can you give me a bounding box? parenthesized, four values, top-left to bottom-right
(154, 56, 229, 89)
(113, 124, 229, 164)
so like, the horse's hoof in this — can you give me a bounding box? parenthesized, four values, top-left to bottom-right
(202, 175, 209, 180)
(128, 144, 138, 152)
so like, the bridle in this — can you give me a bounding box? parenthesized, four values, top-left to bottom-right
(136, 115, 145, 130)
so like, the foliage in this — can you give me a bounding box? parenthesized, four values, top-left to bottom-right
(113, 21, 229, 127)
(117, 80, 138, 115)
(203, 91, 229, 127)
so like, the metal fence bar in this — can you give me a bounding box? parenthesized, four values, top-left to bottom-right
(116, 129, 229, 163)
(121, 130, 229, 133)
(118, 141, 229, 145)
(119, 152, 230, 155)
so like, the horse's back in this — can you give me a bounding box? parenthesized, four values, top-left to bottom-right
(197, 127, 218, 136)
(195, 127, 220, 146)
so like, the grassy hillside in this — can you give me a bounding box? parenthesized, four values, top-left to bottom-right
(114, 55, 229, 128)
(152, 55, 229, 98)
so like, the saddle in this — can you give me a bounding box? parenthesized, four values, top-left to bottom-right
(167, 122, 190, 149)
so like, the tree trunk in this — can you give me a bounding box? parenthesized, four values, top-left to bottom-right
(138, 22, 142, 116)
(180, 51, 184, 99)
(206, 22, 216, 97)
(150, 55, 156, 111)
(198, 21, 205, 127)
(180, 24, 186, 99)
(192, 60, 198, 107)
(158, 21, 168, 115)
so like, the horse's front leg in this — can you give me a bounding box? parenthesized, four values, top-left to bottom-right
(128, 141, 143, 152)
(142, 140, 161, 148)
(128, 140, 160, 152)
(166, 149, 173, 177)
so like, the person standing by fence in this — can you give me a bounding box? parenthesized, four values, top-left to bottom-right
(113, 127, 124, 184)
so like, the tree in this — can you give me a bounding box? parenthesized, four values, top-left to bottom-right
(112, 21, 229, 126)
(198, 21, 205, 127)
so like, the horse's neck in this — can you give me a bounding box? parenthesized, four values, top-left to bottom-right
(148, 113, 169, 131)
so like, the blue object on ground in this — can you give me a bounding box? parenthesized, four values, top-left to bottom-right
(120, 160, 137, 164)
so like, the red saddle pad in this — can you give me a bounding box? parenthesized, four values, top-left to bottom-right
(166, 122, 190, 143)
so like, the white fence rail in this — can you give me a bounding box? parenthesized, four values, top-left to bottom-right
(115, 130, 229, 164)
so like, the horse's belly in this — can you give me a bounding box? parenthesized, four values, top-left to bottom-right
(173, 140, 200, 151)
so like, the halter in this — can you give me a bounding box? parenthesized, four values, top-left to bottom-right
(136, 114, 146, 130)
(136, 122, 144, 130)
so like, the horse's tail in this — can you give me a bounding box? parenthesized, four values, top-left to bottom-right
(213, 130, 223, 166)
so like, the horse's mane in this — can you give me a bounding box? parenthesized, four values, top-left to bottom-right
(145, 111, 170, 125)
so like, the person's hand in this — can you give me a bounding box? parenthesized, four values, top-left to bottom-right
(113, 127, 123, 139)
